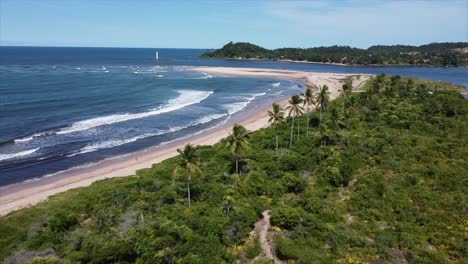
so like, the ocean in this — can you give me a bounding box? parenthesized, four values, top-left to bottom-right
(0, 46, 467, 186)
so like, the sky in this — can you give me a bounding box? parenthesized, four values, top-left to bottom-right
(1, 0, 467, 49)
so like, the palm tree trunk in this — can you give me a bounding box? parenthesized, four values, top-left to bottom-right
(275, 130, 278, 151)
(289, 116, 294, 148)
(187, 174, 191, 209)
(140, 212, 145, 227)
(297, 117, 300, 142)
(319, 106, 323, 129)
(306, 110, 310, 136)
(235, 158, 239, 174)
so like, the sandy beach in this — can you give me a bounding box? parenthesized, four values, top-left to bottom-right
(0, 67, 371, 216)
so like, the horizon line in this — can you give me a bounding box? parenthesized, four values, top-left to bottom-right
(1, 41, 467, 50)
(0, 45, 213, 50)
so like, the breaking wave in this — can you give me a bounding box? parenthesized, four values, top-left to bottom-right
(15, 90, 214, 142)
(193, 72, 213, 79)
(69, 113, 227, 156)
(224, 92, 266, 115)
(0, 148, 39, 162)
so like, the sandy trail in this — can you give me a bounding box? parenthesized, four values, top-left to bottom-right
(253, 210, 285, 264)
(0, 67, 371, 216)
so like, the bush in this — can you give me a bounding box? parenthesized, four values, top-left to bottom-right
(28, 255, 61, 264)
(280, 172, 305, 193)
(244, 235, 261, 259)
(48, 212, 78, 233)
(271, 206, 303, 229)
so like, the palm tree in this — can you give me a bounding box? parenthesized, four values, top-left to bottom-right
(317, 85, 330, 130)
(341, 82, 352, 111)
(268, 103, 285, 150)
(223, 188, 235, 214)
(345, 105, 358, 130)
(226, 124, 250, 174)
(364, 87, 375, 107)
(372, 73, 386, 95)
(301, 88, 315, 136)
(286, 95, 304, 147)
(319, 124, 332, 146)
(329, 107, 345, 130)
(173, 144, 201, 209)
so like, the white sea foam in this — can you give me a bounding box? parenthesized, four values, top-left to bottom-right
(76, 135, 146, 155)
(253, 92, 266, 97)
(0, 148, 39, 161)
(134, 69, 168, 74)
(69, 113, 227, 156)
(271, 91, 284, 96)
(202, 72, 213, 79)
(272, 82, 281, 87)
(15, 136, 34, 143)
(224, 92, 266, 115)
(156, 75, 164, 78)
(55, 90, 213, 135)
(225, 101, 250, 115)
(15, 131, 55, 143)
(15, 90, 214, 142)
(193, 72, 213, 79)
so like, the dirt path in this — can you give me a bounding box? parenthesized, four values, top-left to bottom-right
(253, 210, 285, 264)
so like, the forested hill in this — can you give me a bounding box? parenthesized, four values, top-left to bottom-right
(0, 76, 466, 263)
(201, 41, 468, 66)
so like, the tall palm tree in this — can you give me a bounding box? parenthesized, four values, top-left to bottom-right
(173, 144, 201, 209)
(317, 85, 330, 130)
(286, 95, 304, 147)
(319, 124, 332, 146)
(345, 104, 358, 130)
(329, 107, 345, 130)
(341, 82, 352, 111)
(301, 88, 315, 136)
(223, 188, 235, 214)
(268, 103, 285, 150)
(226, 124, 250, 174)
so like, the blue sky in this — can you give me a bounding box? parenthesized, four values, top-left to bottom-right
(1, 0, 467, 49)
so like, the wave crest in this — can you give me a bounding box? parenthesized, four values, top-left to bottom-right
(15, 90, 214, 142)
(69, 113, 227, 156)
(0, 148, 39, 161)
(224, 92, 266, 115)
(57, 90, 213, 135)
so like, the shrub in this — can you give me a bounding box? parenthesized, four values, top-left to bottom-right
(271, 206, 303, 229)
(280, 172, 305, 193)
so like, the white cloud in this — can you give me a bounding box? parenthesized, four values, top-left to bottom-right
(262, 0, 468, 47)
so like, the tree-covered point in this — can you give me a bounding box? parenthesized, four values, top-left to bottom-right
(0, 76, 466, 263)
(201, 41, 468, 66)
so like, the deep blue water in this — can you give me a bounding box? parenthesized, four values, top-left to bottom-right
(0, 46, 467, 185)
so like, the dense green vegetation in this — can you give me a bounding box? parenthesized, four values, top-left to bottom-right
(202, 42, 468, 66)
(0, 76, 467, 263)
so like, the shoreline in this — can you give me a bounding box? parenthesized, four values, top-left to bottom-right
(203, 56, 468, 68)
(0, 67, 371, 216)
